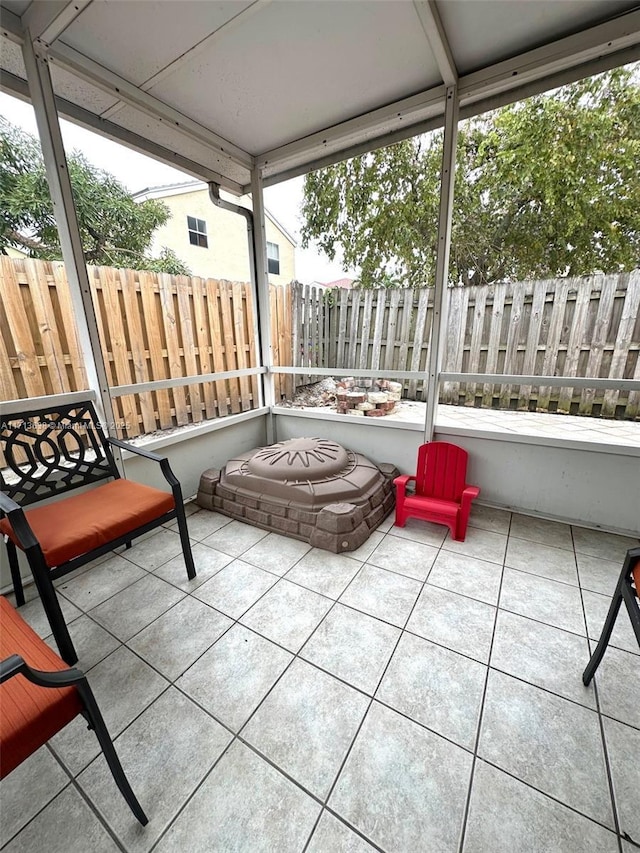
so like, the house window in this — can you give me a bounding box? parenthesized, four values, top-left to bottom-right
(187, 216, 208, 248)
(267, 241, 280, 275)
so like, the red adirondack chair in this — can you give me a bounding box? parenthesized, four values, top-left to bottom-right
(394, 442, 480, 541)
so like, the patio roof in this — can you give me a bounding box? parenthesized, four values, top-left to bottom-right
(1, 0, 639, 192)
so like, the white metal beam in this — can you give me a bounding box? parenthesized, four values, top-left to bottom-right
(260, 43, 637, 189)
(413, 0, 457, 86)
(23, 0, 92, 48)
(256, 85, 446, 172)
(424, 86, 458, 442)
(260, 112, 445, 191)
(0, 69, 246, 195)
(250, 167, 276, 444)
(259, 8, 639, 181)
(45, 41, 253, 170)
(459, 9, 640, 108)
(21, 36, 120, 462)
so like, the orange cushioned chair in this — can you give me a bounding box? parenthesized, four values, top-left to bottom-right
(0, 596, 147, 825)
(394, 441, 480, 541)
(583, 547, 640, 685)
(1, 400, 195, 665)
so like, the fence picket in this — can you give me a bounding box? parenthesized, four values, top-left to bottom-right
(498, 281, 526, 409)
(205, 279, 229, 417)
(25, 259, 67, 395)
(219, 281, 241, 413)
(517, 282, 546, 410)
(397, 290, 413, 375)
(158, 273, 189, 425)
(336, 287, 349, 368)
(348, 289, 361, 368)
(408, 288, 430, 400)
(557, 278, 593, 413)
(464, 286, 487, 405)
(138, 270, 173, 429)
(359, 289, 373, 373)
(384, 289, 402, 373)
(51, 262, 87, 393)
(119, 268, 156, 434)
(537, 279, 570, 412)
(232, 281, 251, 411)
(191, 277, 217, 419)
(371, 290, 386, 373)
(578, 275, 618, 415)
(176, 275, 203, 422)
(601, 271, 640, 417)
(2, 258, 47, 399)
(482, 283, 507, 408)
(443, 287, 468, 403)
(98, 266, 139, 436)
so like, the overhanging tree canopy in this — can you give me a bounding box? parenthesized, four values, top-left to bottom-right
(0, 118, 190, 275)
(301, 67, 640, 287)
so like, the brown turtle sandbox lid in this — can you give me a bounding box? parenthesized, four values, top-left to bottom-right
(223, 437, 383, 509)
(197, 437, 398, 553)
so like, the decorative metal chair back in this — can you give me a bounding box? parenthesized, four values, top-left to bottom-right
(0, 401, 117, 506)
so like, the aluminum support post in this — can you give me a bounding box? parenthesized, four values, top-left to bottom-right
(21, 37, 121, 467)
(424, 86, 459, 442)
(250, 168, 276, 444)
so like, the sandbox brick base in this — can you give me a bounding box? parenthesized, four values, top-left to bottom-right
(196, 461, 398, 554)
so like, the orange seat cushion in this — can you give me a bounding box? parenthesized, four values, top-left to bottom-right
(633, 563, 640, 599)
(0, 479, 175, 568)
(0, 596, 83, 777)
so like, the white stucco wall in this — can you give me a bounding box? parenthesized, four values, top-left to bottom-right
(272, 410, 640, 537)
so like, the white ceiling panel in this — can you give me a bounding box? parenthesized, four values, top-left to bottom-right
(441, 0, 638, 76)
(112, 104, 251, 188)
(2, 0, 637, 186)
(61, 0, 255, 86)
(50, 62, 120, 114)
(148, 0, 441, 154)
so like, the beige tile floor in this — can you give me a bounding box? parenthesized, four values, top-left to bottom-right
(2, 503, 639, 853)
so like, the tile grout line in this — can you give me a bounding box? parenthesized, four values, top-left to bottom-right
(298, 522, 455, 853)
(7, 509, 637, 851)
(573, 524, 625, 851)
(455, 511, 512, 853)
(111, 527, 374, 852)
(143, 530, 381, 853)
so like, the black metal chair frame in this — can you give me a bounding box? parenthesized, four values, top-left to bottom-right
(1, 400, 196, 664)
(0, 652, 148, 824)
(583, 546, 640, 685)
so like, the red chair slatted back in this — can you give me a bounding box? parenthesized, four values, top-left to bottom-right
(415, 442, 469, 502)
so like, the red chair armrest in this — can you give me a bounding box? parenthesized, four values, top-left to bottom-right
(393, 475, 415, 498)
(461, 485, 480, 509)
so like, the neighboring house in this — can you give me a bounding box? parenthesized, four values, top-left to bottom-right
(133, 181, 296, 284)
(324, 277, 356, 289)
(4, 247, 28, 259)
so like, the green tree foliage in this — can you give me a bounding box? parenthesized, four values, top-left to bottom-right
(0, 118, 191, 274)
(301, 67, 640, 287)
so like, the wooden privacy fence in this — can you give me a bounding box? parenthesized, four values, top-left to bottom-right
(1, 257, 293, 439)
(292, 271, 640, 418)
